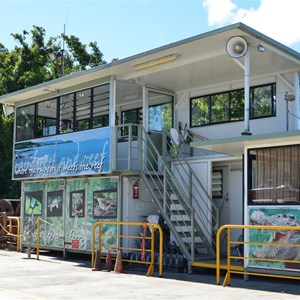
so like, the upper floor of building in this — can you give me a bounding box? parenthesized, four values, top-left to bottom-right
(1, 22, 300, 179)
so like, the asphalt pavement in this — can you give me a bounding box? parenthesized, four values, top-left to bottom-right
(0, 250, 299, 299)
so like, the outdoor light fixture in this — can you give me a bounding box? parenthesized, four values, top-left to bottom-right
(49, 49, 65, 77)
(49, 50, 63, 62)
(257, 44, 265, 52)
(133, 54, 180, 71)
(121, 93, 139, 101)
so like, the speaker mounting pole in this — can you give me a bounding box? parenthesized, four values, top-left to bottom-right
(226, 36, 252, 136)
(242, 50, 251, 136)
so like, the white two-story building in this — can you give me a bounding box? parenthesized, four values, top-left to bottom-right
(1, 23, 300, 275)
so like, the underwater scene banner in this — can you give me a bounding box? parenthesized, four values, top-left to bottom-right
(14, 128, 111, 179)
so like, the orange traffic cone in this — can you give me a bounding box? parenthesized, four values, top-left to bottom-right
(113, 250, 123, 273)
(92, 249, 101, 271)
(103, 250, 112, 272)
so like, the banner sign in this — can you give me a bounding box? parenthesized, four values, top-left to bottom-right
(14, 128, 111, 179)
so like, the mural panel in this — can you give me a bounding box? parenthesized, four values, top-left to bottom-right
(22, 177, 118, 252)
(23, 182, 46, 246)
(46, 180, 65, 248)
(248, 207, 300, 270)
(86, 178, 118, 251)
(65, 179, 87, 251)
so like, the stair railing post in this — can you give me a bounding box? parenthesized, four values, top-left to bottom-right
(162, 129, 167, 164)
(128, 124, 132, 170)
(138, 124, 143, 171)
(162, 128, 167, 213)
(113, 126, 117, 171)
(191, 207, 195, 262)
(189, 169, 192, 204)
(163, 169, 167, 213)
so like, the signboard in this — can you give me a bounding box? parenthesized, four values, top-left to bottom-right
(72, 240, 79, 249)
(14, 128, 111, 179)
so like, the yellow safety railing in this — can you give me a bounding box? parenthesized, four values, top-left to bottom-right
(0, 215, 42, 260)
(19, 217, 42, 260)
(92, 221, 163, 277)
(24, 217, 42, 260)
(7, 216, 21, 251)
(216, 224, 300, 286)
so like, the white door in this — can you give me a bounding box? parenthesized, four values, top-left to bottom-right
(228, 168, 243, 242)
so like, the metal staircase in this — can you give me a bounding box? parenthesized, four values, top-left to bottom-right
(115, 124, 219, 270)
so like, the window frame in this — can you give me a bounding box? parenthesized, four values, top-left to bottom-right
(15, 83, 110, 142)
(190, 83, 276, 128)
(120, 101, 173, 133)
(248, 145, 300, 206)
(15, 104, 36, 142)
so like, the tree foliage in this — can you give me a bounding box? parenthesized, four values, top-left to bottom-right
(0, 26, 110, 198)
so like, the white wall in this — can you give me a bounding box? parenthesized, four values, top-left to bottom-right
(228, 167, 243, 242)
(121, 177, 158, 252)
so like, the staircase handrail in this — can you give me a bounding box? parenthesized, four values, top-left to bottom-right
(162, 128, 219, 243)
(138, 125, 216, 253)
(114, 124, 216, 261)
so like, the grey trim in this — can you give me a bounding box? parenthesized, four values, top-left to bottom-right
(191, 130, 300, 151)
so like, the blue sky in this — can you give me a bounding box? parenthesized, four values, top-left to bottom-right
(1, 0, 300, 62)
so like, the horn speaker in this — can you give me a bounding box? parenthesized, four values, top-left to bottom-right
(226, 36, 248, 58)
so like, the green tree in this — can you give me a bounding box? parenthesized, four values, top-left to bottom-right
(0, 26, 109, 199)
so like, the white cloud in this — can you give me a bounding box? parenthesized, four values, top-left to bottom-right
(203, 0, 237, 26)
(202, 0, 300, 47)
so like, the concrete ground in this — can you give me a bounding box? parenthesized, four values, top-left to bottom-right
(0, 250, 299, 300)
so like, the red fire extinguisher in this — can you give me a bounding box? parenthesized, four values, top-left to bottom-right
(133, 181, 139, 199)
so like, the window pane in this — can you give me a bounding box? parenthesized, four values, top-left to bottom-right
(37, 99, 57, 137)
(122, 109, 142, 125)
(60, 94, 74, 133)
(230, 89, 244, 121)
(93, 115, 109, 128)
(148, 92, 173, 132)
(251, 84, 276, 118)
(191, 96, 209, 126)
(16, 105, 35, 141)
(211, 93, 229, 123)
(76, 119, 90, 131)
(93, 84, 110, 128)
(148, 103, 172, 131)
(76, 89, 91, 130)
(121, 108, 142, 136)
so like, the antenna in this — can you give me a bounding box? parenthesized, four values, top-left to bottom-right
(61, 8, 68, 77)
(61, 24, 65, 77)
